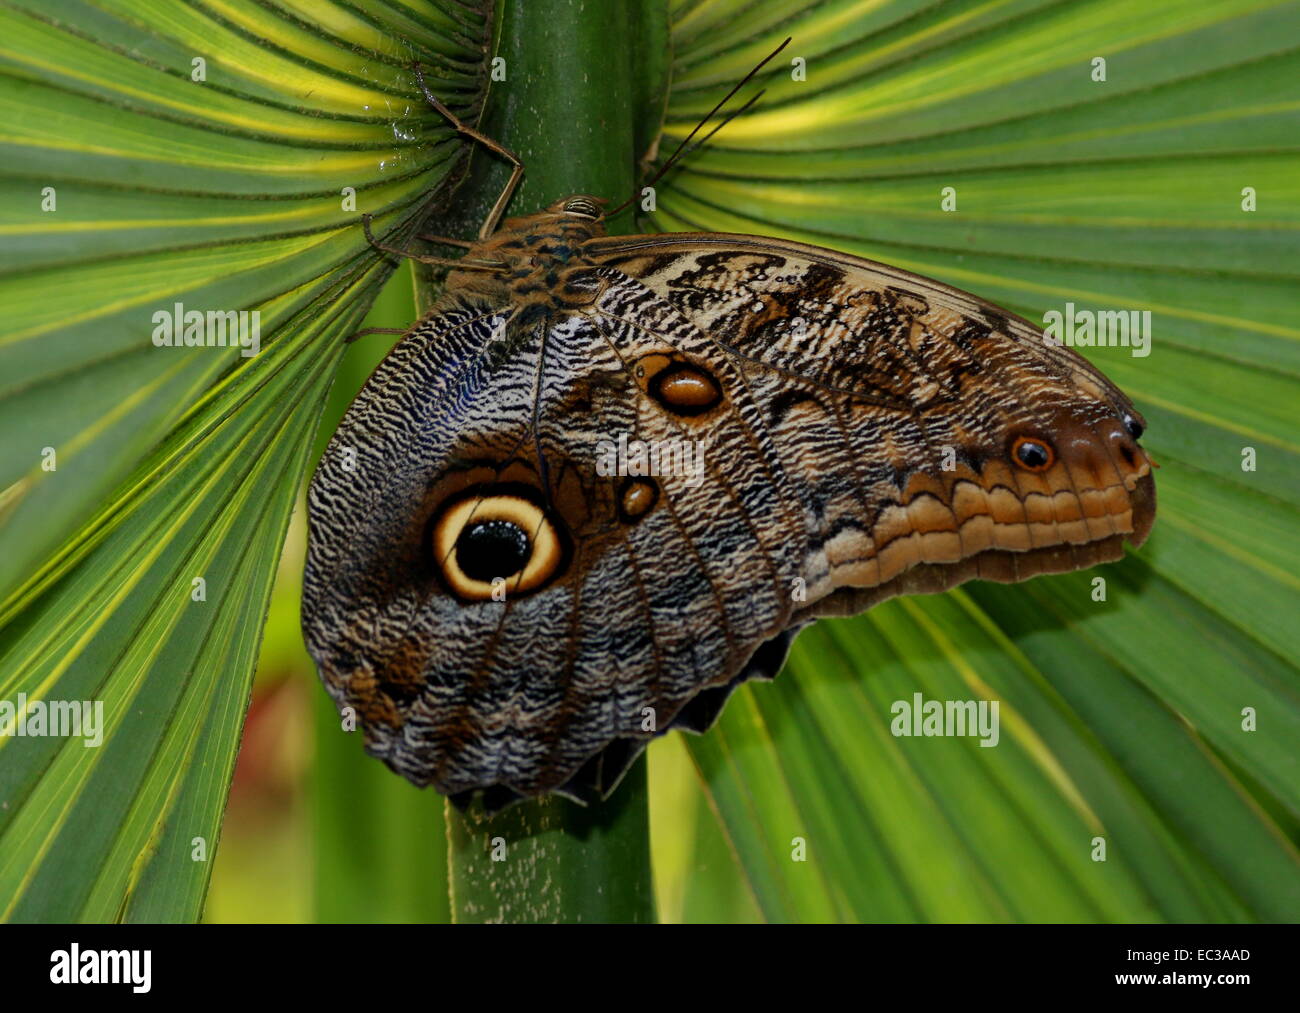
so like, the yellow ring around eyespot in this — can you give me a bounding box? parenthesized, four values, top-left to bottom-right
(431, 494, 563, 600)
(1011, 436, 1056, 473)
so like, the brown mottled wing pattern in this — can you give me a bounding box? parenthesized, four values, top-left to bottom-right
(303, 231, 1154, 811)
(586, 234, 1155, 615)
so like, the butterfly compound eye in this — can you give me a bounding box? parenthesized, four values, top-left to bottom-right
(430, 489, 568, 600)
(562, 196, 601, 219)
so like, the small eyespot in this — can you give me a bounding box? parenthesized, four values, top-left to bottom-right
(648, 362, 722, 416)
(430, 487, 568, 600)
(562, 196, 600, 219)
(1012, 436, 1055, 472)
(1123, 412, 1145, 439)
(617, 477, 658, 523)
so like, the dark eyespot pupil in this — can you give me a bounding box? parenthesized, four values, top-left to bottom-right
(455, 520, 530, 582)
(1016, 440, 1049, 468)
(1124, 413, 1144, 439)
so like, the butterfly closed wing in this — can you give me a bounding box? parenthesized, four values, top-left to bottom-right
(302, 191, 1156, 812)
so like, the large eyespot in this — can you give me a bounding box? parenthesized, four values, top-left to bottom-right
(1123, 412, 1145, 439)
(429, 486, 569, 600)
(1011, 436, 1055, 472)
(562, 196, 601, 219)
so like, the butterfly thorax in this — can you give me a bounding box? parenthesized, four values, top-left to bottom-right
(449, 199, 608, 311)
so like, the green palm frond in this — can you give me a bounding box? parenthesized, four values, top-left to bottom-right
(0, 0, 488, 921)
(651, 0, 1300, 922)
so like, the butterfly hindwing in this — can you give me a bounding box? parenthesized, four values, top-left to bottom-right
(304, 289, 807, 805)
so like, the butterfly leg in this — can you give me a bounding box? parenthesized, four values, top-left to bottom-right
(360, 214, 505, 272)
(412, 61, 523, 239)
(346, 327, 407, 345)
(417, 234, 474, 249)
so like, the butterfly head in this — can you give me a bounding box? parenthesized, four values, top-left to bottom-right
(553, 194, 605, 220)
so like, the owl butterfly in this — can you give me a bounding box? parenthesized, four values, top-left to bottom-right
(302, 51, 1156, 814)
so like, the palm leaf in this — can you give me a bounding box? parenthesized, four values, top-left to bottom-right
(0, 0, 489, 921)
(650, 0, 1300, 922)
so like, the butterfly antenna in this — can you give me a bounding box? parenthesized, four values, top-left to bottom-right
(607, 36, 790, 217)
(673, 87, 766, 164)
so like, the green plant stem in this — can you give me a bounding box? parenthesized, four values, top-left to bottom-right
(447, 760, 654, 922)
(418, 0, 669, 923)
